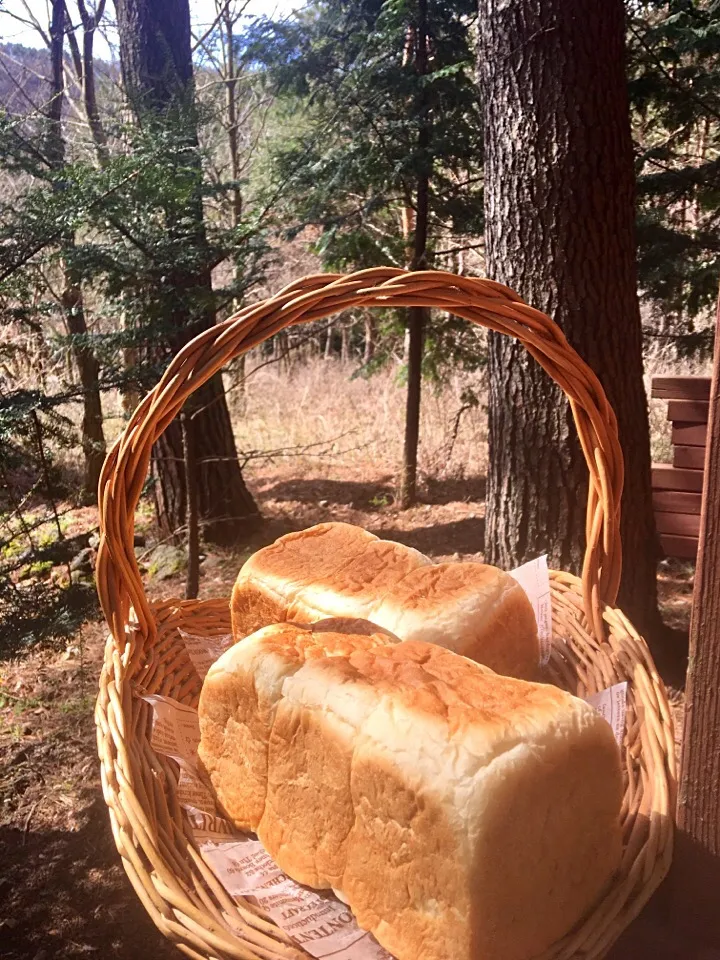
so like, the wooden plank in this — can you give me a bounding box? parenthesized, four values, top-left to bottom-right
(670, 292, 720, 939)
(659, 534, 699, 560)
(667, 399, 710, 424)
(672, 422, 708, 446)
(651, 375, 711, 400)
(674, 445, 707, 470)
(652, 463, 705, 492)
(652, 490, 703, 514)
(655, 512, 701, 537)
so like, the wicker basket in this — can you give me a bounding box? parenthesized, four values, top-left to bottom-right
(95, 268, 676, 960)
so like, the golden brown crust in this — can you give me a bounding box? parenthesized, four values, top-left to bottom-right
(231, 523, 379, 637)
(230, 522, 540, 678)
(287, 537, 430, 622)
(230, 579, 287, 640)
(371, 563, 540, 678)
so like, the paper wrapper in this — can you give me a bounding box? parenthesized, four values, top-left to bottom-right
(179, 629, 233, 681)
(587, 682, 628, 747)
(509, 555, 552, 665)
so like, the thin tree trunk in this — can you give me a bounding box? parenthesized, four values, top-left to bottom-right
(341, 323, 350, 363)
(478, 0, 659, 635)
(182, 411, 199, 599)
(49, 0, 106, 499)
(65, 0, 109, 164)
(120, 304, 140, 414)
(65, 12, 133, 416)
(324, 324, 334, 359)
(399, 0, 430, 510)
(401, 307, 424, 507)
(115, 0, 260, 545)
(234, 352, 247, 414)
(47, 0, 64, 166)
(363, 314, 376, 365)
(222, 3, 247, 412)
(63, 284, 106, 497)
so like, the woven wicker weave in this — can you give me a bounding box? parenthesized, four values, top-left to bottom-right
(96, 268, 676, 960)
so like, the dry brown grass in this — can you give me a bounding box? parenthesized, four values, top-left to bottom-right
(50, 339, 710, 494)
(229, 347, 709, 488)
(230, 356, 489, 486)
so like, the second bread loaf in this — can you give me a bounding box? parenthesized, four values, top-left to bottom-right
(231, 522, 539, 678)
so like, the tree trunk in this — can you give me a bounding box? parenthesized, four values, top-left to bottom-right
(340, 323, 350, 363)
(120, 304, 141, 414)
(222, 4, 247, 414)
(400, 307, 425, 507)
(114, 0, 194, 111)
(363, 314, 376, 365)
(115, 0, 260, 545)
(48, 0, 107, 500)
(478, 0, 659, 634)
(153, 376, 259, 546)
(63, 285, 106, 498)
(399, 0, 430, 510)
(78, 0, 110, 164)
(181, 411, 199, 599)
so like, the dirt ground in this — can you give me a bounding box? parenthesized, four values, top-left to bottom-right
(0, 467, 693, 960)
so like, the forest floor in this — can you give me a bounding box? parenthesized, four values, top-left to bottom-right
(0, 458, 693, 960)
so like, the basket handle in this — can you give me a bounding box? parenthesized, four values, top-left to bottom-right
(97, 268, 623, 666)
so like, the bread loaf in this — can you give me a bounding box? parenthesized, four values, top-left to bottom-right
(197, 618, 397, 831)
(198, 626, 623, 960)
(231, 522, 539, 678)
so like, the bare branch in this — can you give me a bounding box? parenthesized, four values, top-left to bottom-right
(0, 48, 52, 86)
(0, 54, 45, 114)
(192, 0, 231, 54)
(433, 241, 485, 256)
(4, 4, 51, 48)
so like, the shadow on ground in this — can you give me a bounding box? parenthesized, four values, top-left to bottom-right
(259, 474, 487, 510)
(373, 517, 486, 557)
(260, 477, 396, 508)
(0, 795, 176, 960)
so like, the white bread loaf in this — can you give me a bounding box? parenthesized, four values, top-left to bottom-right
(231, 522, 539, 679)
(198, 626, 623, 960)
(197, 618, 397, 831)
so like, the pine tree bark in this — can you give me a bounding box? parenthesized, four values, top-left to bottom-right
(115, 0, 259, 545)
(478, 0, 659, 634)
